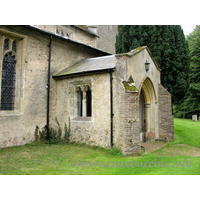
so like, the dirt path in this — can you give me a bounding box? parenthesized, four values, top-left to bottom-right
(154, 144, 200, 157)
(141, 141, 168, 153)
(140, 141, 200, 157)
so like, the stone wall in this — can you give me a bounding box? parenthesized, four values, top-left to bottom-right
(158, 84, 174, 141)
(38, 25, 97, 49)
(0, 25, 109, 148)
(119, 90, 140, 155)
(96, 25, 118, 54)
(37, 25, 118, 54)
(73, 26, 97, 48)
(113, 56, 141, 155)
(55, 73, 111, 148)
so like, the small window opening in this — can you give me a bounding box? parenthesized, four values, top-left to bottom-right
(77, 89, 83, 117)
(86, 89, 92, 117)
(4, 39, 9, 52)
(12, 41, 17, 53)
(77, 86, 92, 117)
(108, 25, 112, 30)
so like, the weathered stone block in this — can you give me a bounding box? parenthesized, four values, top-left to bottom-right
(192, 115, 198, 122)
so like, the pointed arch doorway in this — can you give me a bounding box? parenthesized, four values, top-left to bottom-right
(139, 78, 156, 142)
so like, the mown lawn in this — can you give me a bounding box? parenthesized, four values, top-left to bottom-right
(0, 118, 200, 175)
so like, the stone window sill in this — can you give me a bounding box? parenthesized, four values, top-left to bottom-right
(0, 110, 21, 117)
(125, 90, 138, 93)
(71, 117, 93, 123)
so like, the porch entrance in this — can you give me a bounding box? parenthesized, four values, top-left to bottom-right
(139, 78, 156, 142)
(139, 89, 145, 141)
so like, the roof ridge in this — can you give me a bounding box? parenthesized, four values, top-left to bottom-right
(115, 46, 161, 71)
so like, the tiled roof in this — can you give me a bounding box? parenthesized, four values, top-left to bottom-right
(53, 55, 116, 79)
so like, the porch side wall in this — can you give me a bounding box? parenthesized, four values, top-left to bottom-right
(158, 84, 174, 140)
(55, 73, 111, 148)
(119, 90, 140, 155)
(113, 56, 140, 155)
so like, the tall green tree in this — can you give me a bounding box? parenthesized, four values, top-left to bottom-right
(115, 25, 190, 104)
(181, 26, 200, 118)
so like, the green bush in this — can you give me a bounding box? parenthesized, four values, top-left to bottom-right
(173, 104, 186, 118)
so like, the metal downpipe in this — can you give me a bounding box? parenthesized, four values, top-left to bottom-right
(110, 70, 114, 147)
(46, 36, 52, 140)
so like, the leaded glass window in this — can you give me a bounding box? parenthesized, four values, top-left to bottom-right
(4, 39, 9, 52)
(12, 41, 17, 53)
(1, 53, 16, 110)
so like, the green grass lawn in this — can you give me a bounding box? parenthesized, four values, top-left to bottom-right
(0, 118, 200, 175)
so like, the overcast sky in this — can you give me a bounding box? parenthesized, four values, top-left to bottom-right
(181, 25, 196, 36)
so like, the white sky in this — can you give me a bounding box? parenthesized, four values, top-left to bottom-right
(181, 25, 196, 36)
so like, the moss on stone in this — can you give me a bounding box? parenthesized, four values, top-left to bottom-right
(116, 46, 146, 58)
(123, 76, 138, 91)
(128, 47, 144, 57)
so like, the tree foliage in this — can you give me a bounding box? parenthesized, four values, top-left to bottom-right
(177, 26, 200, 118)
(115, 25, 190, 104)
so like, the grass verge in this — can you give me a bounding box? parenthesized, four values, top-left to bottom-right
(0, 118, 200, 175)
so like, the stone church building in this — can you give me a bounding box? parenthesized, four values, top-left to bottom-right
(0, 25, 174, 155)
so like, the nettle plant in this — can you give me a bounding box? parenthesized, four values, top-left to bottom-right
(34, 117, 71, 144)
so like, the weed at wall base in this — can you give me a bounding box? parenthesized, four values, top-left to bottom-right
(64, 117, 71, 143)
(34, 117, 72, 144)
(110, 147, 123, 156)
